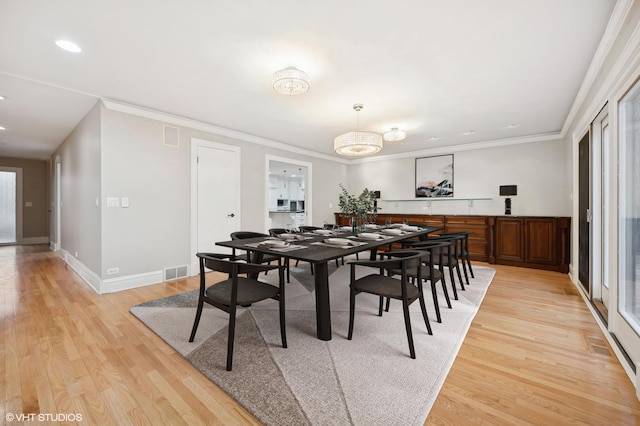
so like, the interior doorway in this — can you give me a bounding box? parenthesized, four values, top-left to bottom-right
(578, 131, 591, 293)
(265, 156, 312, 232)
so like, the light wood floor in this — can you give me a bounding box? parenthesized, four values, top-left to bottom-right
(1, 245, 639, 425)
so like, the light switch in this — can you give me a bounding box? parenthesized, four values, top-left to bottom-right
(25, 201, 32, 207)
(121, 197, 130, 208)
(107, 197, 119, 207)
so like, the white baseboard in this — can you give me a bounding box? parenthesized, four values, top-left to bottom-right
(21, 236, 49, 244)
(62, 250, 102, 294)
(50, 241, 60, 251)
(60, 250, 169, 294)
(102, 270, 164, 293)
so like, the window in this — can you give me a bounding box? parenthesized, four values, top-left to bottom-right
(618, 79, 640, 333)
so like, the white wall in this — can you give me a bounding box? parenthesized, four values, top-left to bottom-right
(346, 138, 570, 217)
(52, 102, 102, 276)
(97, 106, 347, 283)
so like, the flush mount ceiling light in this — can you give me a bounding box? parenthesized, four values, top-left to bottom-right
(334, 104, 383, 156)
(272, 66, 310, 95)
(55, 40, 82, 53)
(383, 127, 407, 142)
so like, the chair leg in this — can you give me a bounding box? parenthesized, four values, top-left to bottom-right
(226, 305, 237, 371)
(402, 299, 416, 359)
(378, 296, 384, 316)
(455, 264, 465, 291)
(460, 256, 470, 285)
(466, 255, 475, 279)
(279, 290, 287, 349)
(189, 298, 204, 342)
(385, 297, 391, 312)
(348, 286, 356, 340)
(418, 293, 433, 335)
(430, 281, 442, 323)
(440, 277, 452, 309)
(448, 266, 459, 299)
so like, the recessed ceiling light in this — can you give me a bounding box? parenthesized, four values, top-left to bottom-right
(462, 130, 475, 136)
(505, 124, 519, 129)
(55, 40, 82, 53)
(429, 136, 441, 141)
(0, 95, 5, 100)
(0, 126, 6, 131)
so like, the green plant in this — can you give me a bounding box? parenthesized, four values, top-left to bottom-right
(338, 184, 379, 221)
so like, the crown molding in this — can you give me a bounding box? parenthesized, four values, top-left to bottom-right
(349, 132, 563, 164)
(561, 0, 634, 138)
(101, 98, 349, 164)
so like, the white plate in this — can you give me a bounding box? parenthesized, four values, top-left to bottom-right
(324, 238, 353, 247)
(382, 229, 403, 235)
(260, 240, 289, 248)
(358, 233, 383, 240)
(313, 229, 333, 235)
(277, 233, 299, 240)
(402, 225, 420, 231)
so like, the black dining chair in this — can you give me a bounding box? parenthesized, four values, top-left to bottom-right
(189, 253, 287, 371)
(347, 250, 432, 359)
(437, 231, 474, 283)
(384, 242, 451, 323)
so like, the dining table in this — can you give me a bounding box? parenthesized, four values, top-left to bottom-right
(216, 225, 442, 341)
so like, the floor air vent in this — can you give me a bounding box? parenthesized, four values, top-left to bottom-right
(164, 265, 188, 281)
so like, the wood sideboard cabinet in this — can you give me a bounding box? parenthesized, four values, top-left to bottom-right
(334, 213, 570, 273)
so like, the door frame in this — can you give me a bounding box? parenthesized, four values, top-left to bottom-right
(0, 166, 23, 245)
(264, 155, 312, 232)
(190, 137, 241, 274)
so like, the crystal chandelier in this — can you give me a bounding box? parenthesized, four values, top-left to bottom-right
(272, 66, 310, 95)
(334, 104, 383, 156)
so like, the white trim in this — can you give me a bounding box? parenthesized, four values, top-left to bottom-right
(351, 132, 563, 164)
(102, 270, 164, 293)
(571, 277, 637, 389)
(62, 250, 102, 294)
(103, 99, 345, 164)
(571, 5, 640, 141)
(561, 0, 634, 139)
(102, 98, 563, 165)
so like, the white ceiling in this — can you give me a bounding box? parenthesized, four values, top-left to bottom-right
(0, 0, 618, 160)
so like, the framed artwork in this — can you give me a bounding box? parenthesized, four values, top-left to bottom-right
(415, 154, 454, 198)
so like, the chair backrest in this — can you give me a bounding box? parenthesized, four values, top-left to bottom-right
(231, 231, 268, 240)
(197, 252, 277, 276)
(268, 228, 288, 236)
(299, 225, 322, 232)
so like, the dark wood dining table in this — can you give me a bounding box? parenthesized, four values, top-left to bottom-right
(216, 225, 442, 341)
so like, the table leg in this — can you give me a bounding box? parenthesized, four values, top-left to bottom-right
(313, 261, 332, 341)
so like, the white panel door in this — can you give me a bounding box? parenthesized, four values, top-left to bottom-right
(197, 144, 240, 253)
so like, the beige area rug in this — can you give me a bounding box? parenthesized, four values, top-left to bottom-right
(130, 260, 495, 425)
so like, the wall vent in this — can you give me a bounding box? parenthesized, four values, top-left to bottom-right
(163, 125, 179, 147)
(164, 265, 188, 281)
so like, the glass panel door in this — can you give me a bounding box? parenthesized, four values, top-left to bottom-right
(0, 170, 17, 244)
(619, 79, 640, 334)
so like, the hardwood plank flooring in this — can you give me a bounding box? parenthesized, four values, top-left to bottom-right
(1, 245, 639, 425)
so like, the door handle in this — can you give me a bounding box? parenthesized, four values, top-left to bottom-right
(227, 213, 235, 218)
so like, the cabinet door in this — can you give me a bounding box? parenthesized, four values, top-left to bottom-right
(277, 178, 288, 199)
(496, 217, 524, 262)
(524, 218, 557, 265)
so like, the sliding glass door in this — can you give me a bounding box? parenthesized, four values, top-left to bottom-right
(618, 79, 640, 336)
